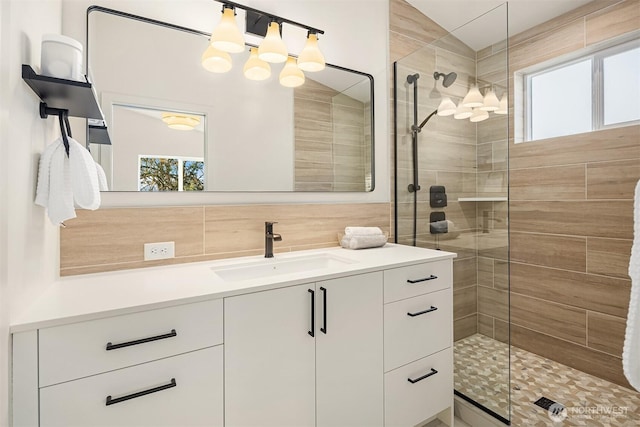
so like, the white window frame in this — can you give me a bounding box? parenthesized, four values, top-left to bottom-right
(524, 38, 640, 142)
(138, 155, 205, 192)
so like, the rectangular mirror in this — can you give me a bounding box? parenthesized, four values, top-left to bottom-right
(87, 6, 374, 192)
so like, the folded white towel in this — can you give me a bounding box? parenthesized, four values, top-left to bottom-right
(69, 139, 100, 209)
(341, 234, 387, 250)
(46, 141, 75, 225)
(345, 226, 384, 236)
(95, 162, 109, 191)
(623, 179, 640, 391)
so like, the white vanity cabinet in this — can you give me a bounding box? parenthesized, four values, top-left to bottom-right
(224, 272, 384, 427)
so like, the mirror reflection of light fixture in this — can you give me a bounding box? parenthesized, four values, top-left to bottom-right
(210, 5, 245, 53)
(481, 89, 500, 111)
(161, 113, 201, 130)
(297, 32, 325, 72)
(436, 97, 457, 116)
(462, 85, 484, 108)
(201, 45, 232, 73)
(279, 56, 305, 87)
(453, 104, 473, 119)
(243, 47, 271, 80)
(495, 93, 508, 115)
(259, 21, 288, 63)
(469, 107, 489, 122)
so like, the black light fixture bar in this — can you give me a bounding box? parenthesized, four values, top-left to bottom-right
(218, 0, 324, 35)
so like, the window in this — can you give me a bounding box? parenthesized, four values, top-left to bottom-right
(139, 156, 205, 191)
(525, 40, 640, 141)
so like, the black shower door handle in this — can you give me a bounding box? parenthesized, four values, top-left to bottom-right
(105, 378, 176, 406)
(308, 289, 315, 337)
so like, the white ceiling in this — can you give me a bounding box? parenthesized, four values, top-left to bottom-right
(406, 0, 593, 51)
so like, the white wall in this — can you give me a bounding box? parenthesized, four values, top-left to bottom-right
(0, 0, 62, 424)
(62, 0, 389, 206)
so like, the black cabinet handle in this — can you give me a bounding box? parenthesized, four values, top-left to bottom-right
(407, 275, 438, 284)
(407, 306, 438, 317)
(320, 287, 327, 334)
(106, 378, 176, 406)
(407, 368, 438, 384)
(308, 289, 315, 337)
(106, 329, 177, 351)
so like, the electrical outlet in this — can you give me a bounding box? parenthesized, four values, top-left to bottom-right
(144, 241, 175, 261)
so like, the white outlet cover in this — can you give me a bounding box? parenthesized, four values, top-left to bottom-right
(144, 241, 175, 261)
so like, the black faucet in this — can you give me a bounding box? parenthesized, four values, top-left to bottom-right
(265, 221, 282, 258)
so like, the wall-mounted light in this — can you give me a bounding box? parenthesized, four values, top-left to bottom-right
(243, 47, 271, 80)
(461, 85, 484, 108)
(495, 93, 508, 115)
(297, 32, 325, 72)
(469, 107, 489, 122)
(279, 56, 305, 88)
(162, 113, 201, 130)
(210, 5, 245, 53)
(201, 45, 233, 73)
(259, 21, 288, 63)
(453, 104, 473, 119)
(436, 97, 456, 116)
(480, 89, 500, 111)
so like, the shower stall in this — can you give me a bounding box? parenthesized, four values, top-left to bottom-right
(393, 4, 511, 424)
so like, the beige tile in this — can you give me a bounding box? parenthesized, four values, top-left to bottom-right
(494, 319, 509, 343)
(454, 314, 477, 342)
(476, 45, 493, 60)
(510, 262, 631, 317)
(477, 171, 507, 196)
(587, 311, 627, 357)
(430, 33, 476, 59)
(477, 143, 492, 172)
(294, 97, 332, 123)
(453, 257, 477, 289)
(586, 0, 640, 46)
(477, 313, 493, 338)
(435, 171, 476, 200)
(60, 207, 205, 269)
(477, 115, 508, 144)
(511, 232, 586, 272)
(511, 293, 587, 344)
(389, 0, 446, 45)
(435, 49, 475, 90)
(454, 286, 477, 320)
(510, 165, 586, 201)
(477, 257, 494, 287)
(493, 259, 508, 290)
(510, 200, 633, 239)
(587, 237, 632, 279)
(587, 159, 640, 200)
(478, 286, 508, 321)
(477, 50, 507, 85)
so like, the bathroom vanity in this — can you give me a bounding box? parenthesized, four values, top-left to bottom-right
(11, 244, 454, 427)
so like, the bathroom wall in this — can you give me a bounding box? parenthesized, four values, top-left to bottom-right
(0, 0, 63, 423)
(508, 0, 640, 388)
(389, 0, 480, 342)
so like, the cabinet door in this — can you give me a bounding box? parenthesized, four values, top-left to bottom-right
(225, 284, 316, 427)
(316, 272, 384, 427)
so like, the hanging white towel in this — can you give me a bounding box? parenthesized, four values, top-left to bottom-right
(35, 137, 63, 208)
(623, 178, 640, 391)
(95, 162, 109, 191)
(69, 139, 100, 209)
(45, 142, 75, 225)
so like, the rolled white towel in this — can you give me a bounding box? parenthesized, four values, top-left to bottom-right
(341, 234, 387, 250)
(69, 138, 100, 210)
(345, 226, 384, 236)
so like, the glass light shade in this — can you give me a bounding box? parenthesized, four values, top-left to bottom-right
(258, 22, 288, 63)
(437, 97, 457, 116)
(453, 104, 473, 119)
(462, 85, 484, 108)
(297, 33, 325, 72)
(243, 47, 271, 80)
(495, 94, 508, 115)
(161, 113, 201, 130)
(210, 7, 245, 53)
(469, 107, 490, 122)
(279, 56, 305, 87)
(201, 45, 232, 73)
(480, 89, 500, 111)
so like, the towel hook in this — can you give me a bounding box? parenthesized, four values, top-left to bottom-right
(57, 110, 70, 158)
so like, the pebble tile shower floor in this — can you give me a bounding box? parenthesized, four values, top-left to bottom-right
(454, 334, 640, 426)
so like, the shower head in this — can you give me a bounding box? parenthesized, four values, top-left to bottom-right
(433, 71, 457, 88)
(407, 73, 420, 84)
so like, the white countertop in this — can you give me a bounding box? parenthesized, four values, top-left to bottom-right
(10, 244, 455, 333)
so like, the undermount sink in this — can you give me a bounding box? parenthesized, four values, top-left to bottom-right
(212, 253, 357, 282)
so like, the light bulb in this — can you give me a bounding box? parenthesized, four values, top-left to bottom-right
(201, 45, 232, 73)
(210, 7, 245, 53)
(437, 97, 457, 116)
(243, 47, 271, 81)
(481, 89, 500, 111)
(470, 107, 489, 122)
(462, 85, 484, 108)
(495, 94, 508, 115)
(297, 33, 325, 72)
(259, 22, 288, 63)
(279, 56, 305, 87)
(454, 104, 472, 119)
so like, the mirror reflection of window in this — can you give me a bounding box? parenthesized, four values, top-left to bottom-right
(139, 156, 205, 191)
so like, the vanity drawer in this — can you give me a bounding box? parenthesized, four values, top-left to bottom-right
(384, 347, 452, 427)
(40, 345, 223, 427)
(383, 260, 451, 303)
(384, 288, 452, 371)
(39, 299, 223, 387)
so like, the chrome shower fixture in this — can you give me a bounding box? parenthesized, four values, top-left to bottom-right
(433, 71, 457, 87)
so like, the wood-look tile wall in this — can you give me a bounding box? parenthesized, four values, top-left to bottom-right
(60, 203, 390, 276)
(508, 0, 640, 389)
(389, 0, 479, 341)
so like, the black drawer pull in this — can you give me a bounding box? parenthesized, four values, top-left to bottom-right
(308, 289, 315, 337)
(407, 306, 438, 317)
(407, 275, 438, 284)
(106, 329, 177, 351)
(320, 287, 327, 334)
(408, 368, 438, 384)
(106, 378, 176, 406)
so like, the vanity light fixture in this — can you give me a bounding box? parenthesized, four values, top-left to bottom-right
(297, 32, 325, 72)
(201, 45, 233, 73)
(495, 93, 508, 115)
(161, 113, 201, 131)
(258, 21, 288, 63)
(210, 5, 245, 53)
(469, 107, 490, 122)
(436, 97, 457, 116)
(279, 56, 305, 88)
(480, 88, 500, 111)
(461, 85, 484, 108)
(453, 104, 473, 119)
(243, 47, 271, 80)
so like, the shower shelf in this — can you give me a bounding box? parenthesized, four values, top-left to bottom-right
(458, 197, 508, 202)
